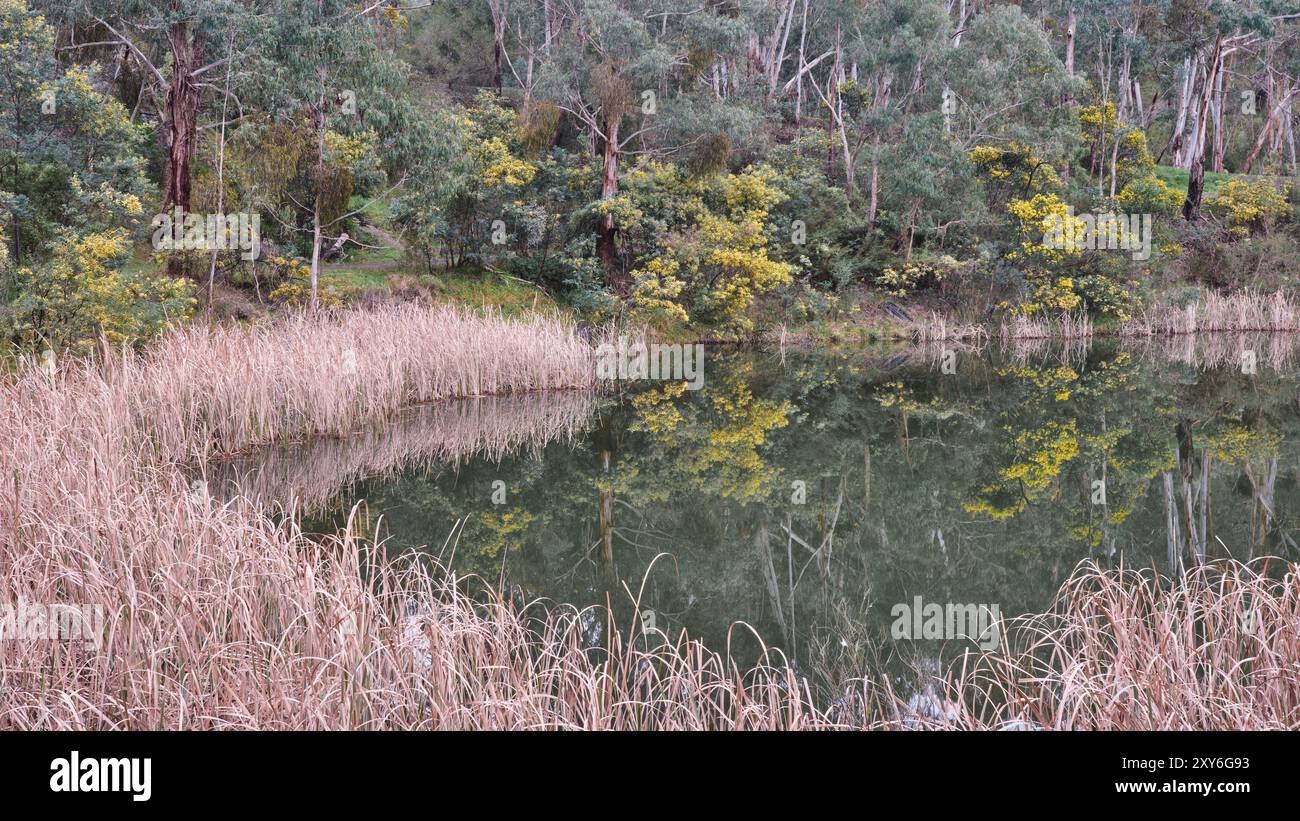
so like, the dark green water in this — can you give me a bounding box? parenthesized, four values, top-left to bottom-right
(223, 336, 1300, 682)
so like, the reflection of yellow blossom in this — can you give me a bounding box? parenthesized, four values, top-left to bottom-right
(475, 508, 536, 559)
(1205, 423, 1280, 465)
(999, 420, 1080, 493)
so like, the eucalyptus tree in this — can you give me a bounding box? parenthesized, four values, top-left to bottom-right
(255, 0, 413, 307)
(509, 0, 764, 292)
(1160, 0, 1275, 219)
(942, 5, 1078, 157)
(46, 0, 258, 223)
(836, 0, 953, 220)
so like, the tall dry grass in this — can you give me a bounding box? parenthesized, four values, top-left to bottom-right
(2, 304, 1297, 729)
(999, 312, 1094, 340)
(0, 305, 847, 729)
(912, 311, 991, 343)
(1124, 290, 1300, 336)
(932, 561, 1300, 730)
(120, 303, 594, 463)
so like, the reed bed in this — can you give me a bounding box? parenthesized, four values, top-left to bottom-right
(1124, 290, 1300, 336)
(911, 312, 991, 343)
(999, 312, 1094, 340)
(929, 561, 1300, 730)
(2, 304, 1297, 729)
(120, 303, 595, 463)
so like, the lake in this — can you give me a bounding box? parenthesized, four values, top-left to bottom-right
(212, 333, 1300, 689)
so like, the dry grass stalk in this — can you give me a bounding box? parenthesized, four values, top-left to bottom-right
(913, 312, 990, 343)
(937, 561, 1300, 730)
(999, 312, 1094, 341)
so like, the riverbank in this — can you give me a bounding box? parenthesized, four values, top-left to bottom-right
(762, 288, 1300, 346)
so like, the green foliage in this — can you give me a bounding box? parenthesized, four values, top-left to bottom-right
(1, 0, 165, 351)
(1117, 175, 1184, 216)
(8, 0, 1300, 341)
(5, 229, 193, 351)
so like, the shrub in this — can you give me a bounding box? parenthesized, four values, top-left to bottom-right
(1207, 178, 1291, 237)
(6, 229, 194, 352)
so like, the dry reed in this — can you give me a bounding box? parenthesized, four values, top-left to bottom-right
(999, 312, 1094, 340)
(1123, 290, 1300, 336)
(912, 311, 991, 343)
(925, 561, 1300, 730)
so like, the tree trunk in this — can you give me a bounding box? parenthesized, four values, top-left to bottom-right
(309, 80, 327, 309)
(794, 0, 808, 123)
(826, 30, 841, 177)
(597, 118, 626, 295)
(1242, 87, 1297, 174)
(1183, 157, 1206, 222)
(867, 138, 880, 225)
(1164, 55, 1194, 167)
(1061, 5, 1075, 184)
(1183, 36, 1223, 222)
(207, 36, 234, 312)
(1211, 56, 1227, 172)
(1064, 7, 1075, 78)
(768, 0, 797, 99)
(163, 20, 200, 278)
(489, 2, 507, 93)
(493, 41, 503, 92)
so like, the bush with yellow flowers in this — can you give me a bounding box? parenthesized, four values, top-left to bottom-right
(874, 256, 961, 297)
(617, 162, 796, 336)
(1206, 178, 1291, 237)
(1117, 175, 1184, 216)
(265, 255, 343, 308)
(968, 142, 1060, 197)
(1074, 273, 1134, 321)
(6, 229, 194, 352)
(1079, 103, 1159, 190)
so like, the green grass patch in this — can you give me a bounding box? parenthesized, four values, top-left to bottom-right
(346, 194, 392, 227)
(434, 268, 566, 317)
(319, 268, 395, 293)
(1153, 165, 1233, 198)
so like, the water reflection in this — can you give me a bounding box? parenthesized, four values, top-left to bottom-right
(217, 336, 1300, 682)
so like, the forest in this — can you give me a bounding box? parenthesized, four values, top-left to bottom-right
(2, 0, 1299, 348)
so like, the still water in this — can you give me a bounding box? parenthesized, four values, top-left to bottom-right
(217, 335, 1300, 679)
